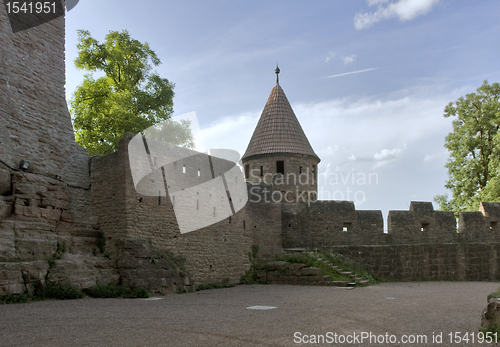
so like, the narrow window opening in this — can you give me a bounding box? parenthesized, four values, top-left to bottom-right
(228, 216, 231, 224)
(183, 165, 186, 174)
(245, 164, 249, 179)
(243, 220, 246, 229)
(158, 192, 161, 206)
(198, 169, 201, 177)
(299, 166, 302, 174)
(342, 222, 352, 232)
(277, 160, 284, 175)
(196, 199, 199, 210)
(491, 221, 497, 230)
(421, 223, 430, 232)
(260, 166, 263, 177)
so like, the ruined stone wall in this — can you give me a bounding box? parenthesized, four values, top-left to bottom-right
(0, 2, 117, 295)
(91, 135, 283, 285)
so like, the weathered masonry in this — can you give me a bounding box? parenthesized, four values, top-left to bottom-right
(1, 4, 500, 296)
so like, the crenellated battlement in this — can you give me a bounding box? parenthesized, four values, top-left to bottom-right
(282, 199, 500, 249)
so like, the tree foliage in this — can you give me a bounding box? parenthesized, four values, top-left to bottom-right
(435, 81, 500, 214)
(70, 30, 192, 156)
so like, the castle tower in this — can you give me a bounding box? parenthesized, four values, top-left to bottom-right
(241, 66, 320, 203)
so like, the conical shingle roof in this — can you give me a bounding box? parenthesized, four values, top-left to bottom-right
(242, 83, 319, 161)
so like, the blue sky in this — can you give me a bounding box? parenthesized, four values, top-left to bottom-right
(65, 0, 500, 218)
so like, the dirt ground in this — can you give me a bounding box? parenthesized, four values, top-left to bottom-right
(0, 282, 499, 347)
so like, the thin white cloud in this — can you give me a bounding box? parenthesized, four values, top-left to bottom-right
(373, 146, 406, 160)
(324, 67, 378, 79)
(344, 146, 407, 169)
(372, 146, 406, 168)
(325, 52, 336, 63)
(354, 0, 441, 30)
(343, 54, 357, 64)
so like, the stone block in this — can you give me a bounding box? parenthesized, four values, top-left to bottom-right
(0, 263, 24, 295)
(0, 196, 14, 219)
(300, 267, 322, 276)
(0, 169, 11, 196)
(20, 261, 50, 285)
(256, 270, 267, 278)
(40, 207, 61, 224)
(265, 261, 290, 271)
(119, 238, 149, 258)
(289, 263, 306, 270)
(481, 297, 500, 329)
(47, 256, 98, 289)
(41, 198, 69, 210)
(60, 210, 74, 223)
(308, 276, 321, 282)
(15, 204, 41, 218)
(13, 183, 37, 196)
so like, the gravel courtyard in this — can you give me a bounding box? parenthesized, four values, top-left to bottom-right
(0, 282, 498, 347)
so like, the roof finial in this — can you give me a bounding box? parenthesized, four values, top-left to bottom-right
(275, 63, 280, 85)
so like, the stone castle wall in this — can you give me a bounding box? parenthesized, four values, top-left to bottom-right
(2, 1, 500, 296)
(283, 200, 500, 281)
(0, 2, 89, 189)
(0, 2, 117, 295)
(91, 135, 282, 284)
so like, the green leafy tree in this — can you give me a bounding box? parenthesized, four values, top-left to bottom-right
(70, 30, 192, 156)
(435, 81, 500, 214)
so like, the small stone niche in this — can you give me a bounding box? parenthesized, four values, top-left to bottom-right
(342, 222, 352, 232)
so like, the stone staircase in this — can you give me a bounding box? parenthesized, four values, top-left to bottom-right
(309, 252, 370, 287)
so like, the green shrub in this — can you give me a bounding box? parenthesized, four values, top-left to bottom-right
(1, 292, 33, 304)
(83, 284, 149, 299)
(240, 268, 258, 284)
(195, 280, 235, 292)
(39, 283, 84, 300)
